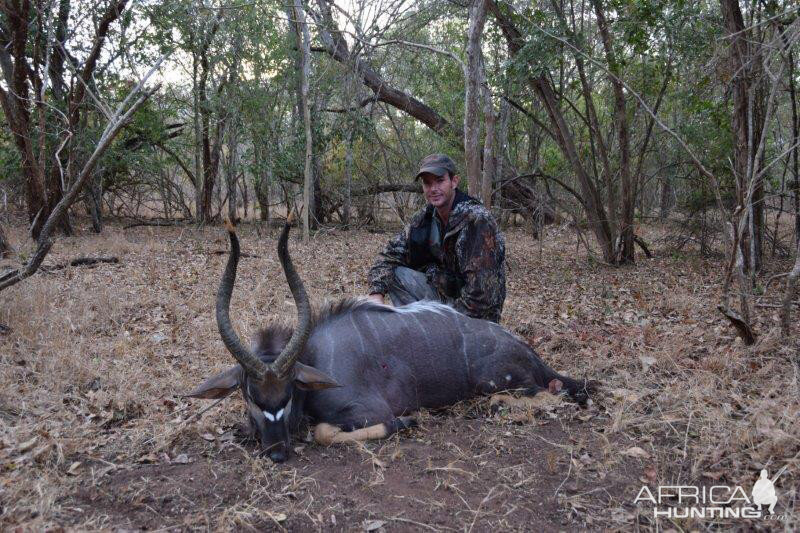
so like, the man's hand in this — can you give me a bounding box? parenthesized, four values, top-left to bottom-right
(367, 293, 385, 305)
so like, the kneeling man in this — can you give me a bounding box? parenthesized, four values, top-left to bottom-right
(367, 154, 506, 323)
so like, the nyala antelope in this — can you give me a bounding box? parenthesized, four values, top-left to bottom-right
(188, 223, 591, 462)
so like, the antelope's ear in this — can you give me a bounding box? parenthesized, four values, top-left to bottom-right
(185, 366, 242, 398)
(293, 362, 341, 391)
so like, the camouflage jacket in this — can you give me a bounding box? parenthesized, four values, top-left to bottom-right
(368, 190, 506, 322)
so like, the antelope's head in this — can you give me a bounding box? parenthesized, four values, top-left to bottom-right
(188, 222, 339, 462)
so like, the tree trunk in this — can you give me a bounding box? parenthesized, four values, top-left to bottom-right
(312, 96, 325, 227)
(783, 35, 800, 251)
(344, 122, 354, 229)
(593, 0, 634, 263)
(253, 141, 270, 223)
(241, 170, 249, 219)
(294, 0, 314, 240)
(480, 55, 497, 208)
(0, 222, 11, 258)
(465, 0, 488, 197)
(720, 0, 765, 274)
(659, 175, 673, 220)
(194, 12, 222, 224)
(489, 1, 614, 262)
(192, 48, 204, 220)
(226, 121, 240, 222)
(88, 169, 104, 233)
(551, 0, 618, 241)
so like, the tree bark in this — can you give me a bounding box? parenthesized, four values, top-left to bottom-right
(550, 0, 617, 240)
(465, 0, 488, 197)
(253, 142, 270, 223)
(480, 55, 497, 208)
(294, 0, 314, 240)
(592, 0, 634, 263)
(226, 121, 240, 223)
(88, 169, 104, 233)
(0, 0, 49, 235)
(312, 96, 326, 227)
(342, 72, 360, 229)
(720, 0, 766, 273)
(193, 11, 223, 224)
(0, 222, 11, 258)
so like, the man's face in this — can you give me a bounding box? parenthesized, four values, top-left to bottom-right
(420, 172, 460, 210)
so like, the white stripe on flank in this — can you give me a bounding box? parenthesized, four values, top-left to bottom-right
(385, 301, 453, 316)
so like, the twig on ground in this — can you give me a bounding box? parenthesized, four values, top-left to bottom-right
(123, 220, 192, 229)
(40, 257, 119, 272)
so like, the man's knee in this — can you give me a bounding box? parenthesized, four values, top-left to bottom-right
(390, 267, 439, 305)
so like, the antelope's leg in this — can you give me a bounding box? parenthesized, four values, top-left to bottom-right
(314, 417, 416, 446)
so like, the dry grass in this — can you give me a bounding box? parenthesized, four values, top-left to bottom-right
(0, 219, 798, 530)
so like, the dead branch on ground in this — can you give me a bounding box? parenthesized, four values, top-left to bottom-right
(0, 61, 163, 293)
(40, 257, 119, 272)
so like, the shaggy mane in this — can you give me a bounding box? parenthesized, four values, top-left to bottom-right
(314, 297, 391, 324)
(252, 298, 390, 356)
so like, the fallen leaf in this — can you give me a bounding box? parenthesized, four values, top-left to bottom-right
(137, 453, 159, 464)
(66, 461, 81, 475)
(609, 388, 640, 403)
(17, 437, 37, 453)
(639, 355, 657, 372)
(623, 446, 650, 459)
(363, 519, 386, 531)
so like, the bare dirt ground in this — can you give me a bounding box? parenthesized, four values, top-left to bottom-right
(1, 219, 798, 531)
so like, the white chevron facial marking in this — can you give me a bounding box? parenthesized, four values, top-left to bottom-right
(262, 398, 292, 423)
(263, 408, 284, 422)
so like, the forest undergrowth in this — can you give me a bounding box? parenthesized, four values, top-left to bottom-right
(0, 219, 797, 530)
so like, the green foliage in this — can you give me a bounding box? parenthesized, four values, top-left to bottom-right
(0, 0, 795, 235)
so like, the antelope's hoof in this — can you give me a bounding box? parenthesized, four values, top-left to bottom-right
(398, 416, 417, 429)
(548, 379, 563, 394)
(489, 393, 514, 415)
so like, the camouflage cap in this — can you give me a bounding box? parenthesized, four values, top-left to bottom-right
(415, 154, 457, 180)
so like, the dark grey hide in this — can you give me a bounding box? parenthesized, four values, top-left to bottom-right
(266, 299, 587, 432)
